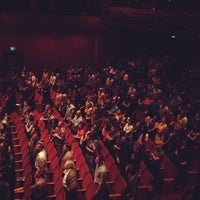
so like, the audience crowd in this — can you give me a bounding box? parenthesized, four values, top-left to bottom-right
(0, 110, 15, 200)
(0, 52, 200, 199)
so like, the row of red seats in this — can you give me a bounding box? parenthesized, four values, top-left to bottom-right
(144, 135, 200, 197)
(49, 90, 100, 200)
(49, 89, 184, 199)
(49, 89, 128, 199)
(97, 139, 128, 199)
(51, 108, 95, 200)
(32, 109, 66, 200)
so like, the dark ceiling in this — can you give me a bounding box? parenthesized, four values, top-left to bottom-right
(1, 0, 200, 40)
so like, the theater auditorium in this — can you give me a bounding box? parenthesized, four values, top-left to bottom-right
(0, 1, 200, 200)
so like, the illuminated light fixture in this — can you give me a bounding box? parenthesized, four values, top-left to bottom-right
(171, 35, 176, 39)
(10, 46, 16, 51)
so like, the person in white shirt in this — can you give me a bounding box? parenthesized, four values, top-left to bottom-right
(64, 98, 75, 123)
(49, 72, 56, 88)
(70, 110, 83, 133)
(123, 117, 134, 135)
(52, 121, 66, 157)
(93, 155, 109, 200)
(34, 140, 47, 173)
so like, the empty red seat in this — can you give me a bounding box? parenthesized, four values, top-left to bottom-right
(53, 176, 63, 195)
(18, 134, 27, 145)
(56, 188, 66, 200)
(23, 164, 32, 177)
(160, 155, 178, 178)
(81, 172, 93, 189)
(48, 148, 57, 162)
(104, 155, 115, 170)
(38, 120, 45, 132)
(108, 164, 120, 182)
(109, 175, 127, 198)
(77, 172, 93, 199)
(66, 133, 75, 144)
(79, 163, 89, 179)
(73, 147, 83, 160)
(50, 156, 59, 171)
(84, 183, 97, 200)
(101, 146, 110, 159)
(71, 140, 79, 152)
(138, 168, 154, 186)
(41, 129, 50, 142)
(75, 154, 86, 170)
(23, 173, 32, 200)
(52, 167, 62, 184)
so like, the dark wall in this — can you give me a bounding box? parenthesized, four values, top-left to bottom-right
(101, 27, 200, 69)
(0, 11, 199, 77)
(0, 33, 96, 74)
(0, 12, 101, 76)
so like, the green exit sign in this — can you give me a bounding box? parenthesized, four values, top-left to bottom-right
(10, 46, 16, 51)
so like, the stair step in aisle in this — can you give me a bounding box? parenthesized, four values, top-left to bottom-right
(10, 114, 32, 200)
